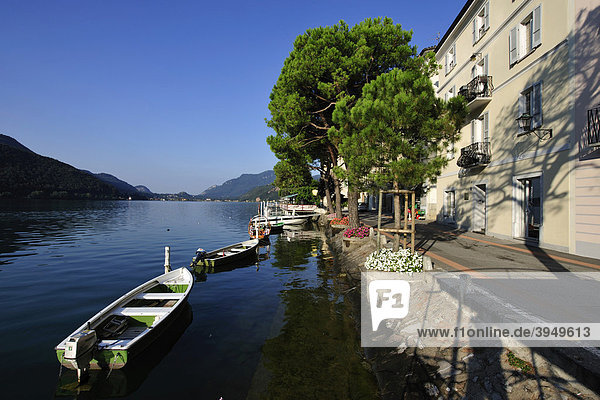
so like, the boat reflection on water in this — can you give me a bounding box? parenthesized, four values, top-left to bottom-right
(54, 302, 193, 399)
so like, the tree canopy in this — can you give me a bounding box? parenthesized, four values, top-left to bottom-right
(333, 55, 467, 246)
(266, 18, 416, 216)
(334, 56, 467, 190)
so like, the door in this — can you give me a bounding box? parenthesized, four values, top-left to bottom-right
(516, 177, 541, 240)
(472, 184, 486, 233)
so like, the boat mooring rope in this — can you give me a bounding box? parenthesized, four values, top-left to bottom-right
(58, 353, 64, 378)
(106, 352, 123, 379)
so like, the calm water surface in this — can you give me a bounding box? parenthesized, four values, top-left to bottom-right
(0, 200, 376, 399)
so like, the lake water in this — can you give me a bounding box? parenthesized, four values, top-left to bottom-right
(0, 200, 377, 399)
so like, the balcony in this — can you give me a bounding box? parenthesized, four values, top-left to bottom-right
(458, 75, 493, 112)
(456, 141, 491, 169)
(588, 104, 600, 146)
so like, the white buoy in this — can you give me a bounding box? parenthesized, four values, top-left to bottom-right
(164, 246, 171, 273)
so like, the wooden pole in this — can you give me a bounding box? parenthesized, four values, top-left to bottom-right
(411, 192, 416, 254)
(164, 246, 171, 273)
(377, 190, 383, 251)
(403, 194, 408, 250)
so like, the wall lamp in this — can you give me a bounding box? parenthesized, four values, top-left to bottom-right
(516, 113, 553, 140)
(470, 52, 482, 61)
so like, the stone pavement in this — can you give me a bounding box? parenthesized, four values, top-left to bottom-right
(359, 211, 600, 273)
(338, 212, 600, 398)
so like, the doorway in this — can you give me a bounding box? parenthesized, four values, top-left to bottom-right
(515, 176, 541, 241)
(472, 184, 487, 234)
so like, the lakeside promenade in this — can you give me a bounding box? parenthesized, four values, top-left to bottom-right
(359, 211, 600, 274)
(328, 212, 600, 399)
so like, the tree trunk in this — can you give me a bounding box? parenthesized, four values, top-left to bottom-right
(322, 163, 335, 215)
(323, 177, 335, 214)
(334, 177, 342, 218)
(393, 180, 401, 252)
(347, 188, 360, 229)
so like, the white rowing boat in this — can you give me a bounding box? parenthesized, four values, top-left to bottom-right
(55, 267, 193, 381)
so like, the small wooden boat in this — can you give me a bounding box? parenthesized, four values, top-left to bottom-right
(55, 267, 193, 381)
(191, 238, 259, 267)
(248, 215, 271, 240)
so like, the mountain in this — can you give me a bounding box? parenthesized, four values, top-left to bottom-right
(0, 143, 121, 199)
(200, 170, 276, 200)
(238, 184, 279, 202)
(82, 171, 146, 198)
(135, 185, 153, 195)
(0, 134, 34, 154)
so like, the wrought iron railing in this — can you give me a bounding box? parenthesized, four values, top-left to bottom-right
(588, 105, 600, 146)
(458, 75, 493, 103)
(456, 141, 491, 168)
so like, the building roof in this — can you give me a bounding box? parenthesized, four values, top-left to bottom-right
(434, 0, 475, 54)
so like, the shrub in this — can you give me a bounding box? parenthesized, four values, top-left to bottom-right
(364, 248, 423, 273)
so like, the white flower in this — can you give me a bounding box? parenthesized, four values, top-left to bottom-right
(364, 248, 423, 273)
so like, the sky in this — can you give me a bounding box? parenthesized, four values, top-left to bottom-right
(1, 0, 465, 194)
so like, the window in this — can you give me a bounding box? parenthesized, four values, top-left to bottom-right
(519, 82, 542, 132)
(471, 54, 489, 79)
(445, 86, 456, 159)
(445, 43, 456, 75)
(470, 112, 490, 143)
(444, 86, 455, 102)
(444, 190, 456, 220)
(509, 5, 541, 65)
(472, 2, 490, 44)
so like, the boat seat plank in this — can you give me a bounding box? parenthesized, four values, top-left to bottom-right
(230, 248, 245, 252)
(115, 307, 171, 316)
(136, 293, 184, 300)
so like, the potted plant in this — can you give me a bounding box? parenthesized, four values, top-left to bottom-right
(342, 226, 371, 248)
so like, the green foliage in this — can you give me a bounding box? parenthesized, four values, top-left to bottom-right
(273, 160, 313, 193)
(332, 58, 468, 191)
(507, 351, 534, 374)
(293, 185, 320, 205)
(238, 184, 279, 202)
(266, 17, 417, 211)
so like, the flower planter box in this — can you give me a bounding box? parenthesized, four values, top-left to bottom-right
(342, 236, 369, 249)
(331, 224, 349, 230)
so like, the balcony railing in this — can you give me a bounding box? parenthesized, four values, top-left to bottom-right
(458, 75, 493, 104)
(588, 105, 600, 146)
(456, 141, 491, 168)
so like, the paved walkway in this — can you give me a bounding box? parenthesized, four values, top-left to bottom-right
(359, 211, 600, 273)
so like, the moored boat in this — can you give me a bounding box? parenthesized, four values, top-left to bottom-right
(55, 267, 193, 381)
(248, 215, 271, 240)
(191, 238, 259, 268)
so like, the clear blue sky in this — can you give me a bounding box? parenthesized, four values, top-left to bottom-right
(1, 0, 464, 194)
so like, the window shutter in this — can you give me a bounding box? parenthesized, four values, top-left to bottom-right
(532, 82, 542, 128)
(483, 112, 489, 141)
(473, 19, 477, 44)
(509, 27, 518, 65)
(484, 2, 490, 30)
(451, 44, 456, 68)
(471, 65, 477, 79)
(519, 93, 527, 132)
(483, 54, 489, 76)
(532, 5, 542, 48)
(445, 53, 449, 74)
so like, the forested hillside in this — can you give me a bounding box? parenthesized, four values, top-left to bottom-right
(0, 144, 122, 199)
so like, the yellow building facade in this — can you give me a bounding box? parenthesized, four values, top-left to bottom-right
(430, 0, 600, 257)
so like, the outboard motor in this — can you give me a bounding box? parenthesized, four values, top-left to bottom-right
(193, 248, 207, 266)
(64, 329, 97, 382)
